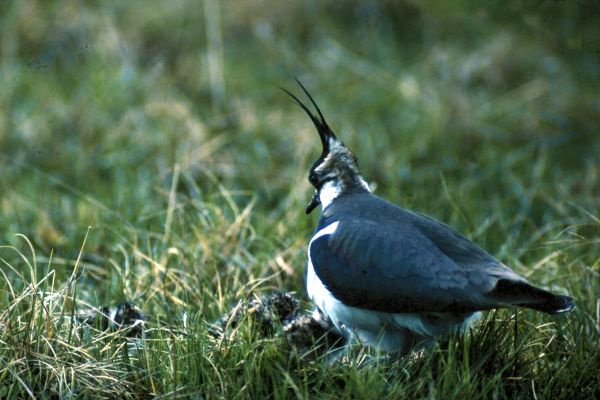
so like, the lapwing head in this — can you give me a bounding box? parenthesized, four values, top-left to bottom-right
(282, 80, 370, 214)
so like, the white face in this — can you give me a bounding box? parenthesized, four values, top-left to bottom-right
(318, 181, 341, 209)
(318, 177, 370, 210)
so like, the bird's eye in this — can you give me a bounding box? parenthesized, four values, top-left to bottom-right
(309, 172, 319, 185)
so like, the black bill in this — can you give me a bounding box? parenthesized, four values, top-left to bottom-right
(306, 190, 320, 214)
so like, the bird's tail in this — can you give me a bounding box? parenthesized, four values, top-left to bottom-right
(490, 279, 575, 314)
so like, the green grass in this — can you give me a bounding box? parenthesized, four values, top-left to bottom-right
(1, 0, 599, 398)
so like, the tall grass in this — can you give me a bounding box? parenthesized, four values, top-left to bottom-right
(1, 0, 599, 398)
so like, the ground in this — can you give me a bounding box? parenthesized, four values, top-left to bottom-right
(1, 1, 599, 398)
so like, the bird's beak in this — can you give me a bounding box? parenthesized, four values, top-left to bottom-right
(306, 190, 320, 214)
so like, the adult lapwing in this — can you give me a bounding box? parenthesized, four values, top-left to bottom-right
(283, 80, 575, 354)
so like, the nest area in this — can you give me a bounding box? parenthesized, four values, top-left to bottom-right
(78, 292, 346, 358)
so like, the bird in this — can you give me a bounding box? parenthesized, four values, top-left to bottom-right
(282, 80, 575, 354)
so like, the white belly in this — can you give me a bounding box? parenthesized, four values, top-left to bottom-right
(307, 221, 480, 353)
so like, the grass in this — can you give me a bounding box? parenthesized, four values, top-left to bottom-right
(1, 0, 599, 398)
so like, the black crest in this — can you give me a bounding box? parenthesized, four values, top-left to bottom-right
(281, 79, 336, 152)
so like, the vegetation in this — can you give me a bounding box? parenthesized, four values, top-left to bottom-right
(1, 1, 599, 398)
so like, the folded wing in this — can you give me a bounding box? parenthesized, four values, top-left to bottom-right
(310, 211, 573, 314)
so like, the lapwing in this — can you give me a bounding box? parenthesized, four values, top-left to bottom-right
(283, 80, 575, 354)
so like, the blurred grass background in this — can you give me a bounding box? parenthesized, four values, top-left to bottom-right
(1, 0, 599, 398)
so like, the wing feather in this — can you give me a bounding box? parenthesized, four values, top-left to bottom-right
(310, 193, 569, 314)
(310, 217, 494, 313)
